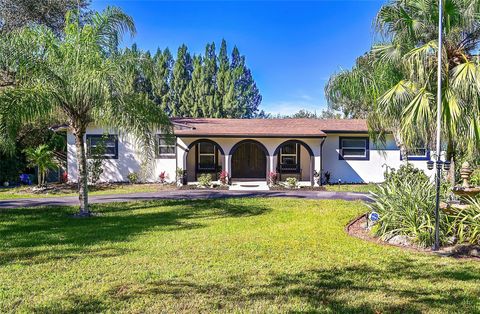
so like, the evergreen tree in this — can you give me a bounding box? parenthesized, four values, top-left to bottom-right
(199, 42, 218, 117)
(170, 44, 192, 117)
(151, 48, 173, 112)
(215, 39, 231, 116)
(182, 55, 203, 117)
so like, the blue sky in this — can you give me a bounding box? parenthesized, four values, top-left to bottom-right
(92, 0, 385, 115)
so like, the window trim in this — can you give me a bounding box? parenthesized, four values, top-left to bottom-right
(156, 135, 176, 159)
(197, 142, 217, 171)
(86, 134, 118, 159)
(339, 136, 370, 161)
(280, 143, 298, 166)
(400, 148, 430, 161)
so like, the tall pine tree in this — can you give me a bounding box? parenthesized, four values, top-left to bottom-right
(199, 42, 218, 117)
(151, 48, 173, 113)
(170, 44, 192, 117)
(182, 55, 203, 117)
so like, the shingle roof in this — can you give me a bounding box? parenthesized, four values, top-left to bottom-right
(171, 118, 368, 137)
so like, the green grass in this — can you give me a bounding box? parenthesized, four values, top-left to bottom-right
(325, 183, 378, 193)
(1, 198, 479, 313)
(0, 183, 166, 200)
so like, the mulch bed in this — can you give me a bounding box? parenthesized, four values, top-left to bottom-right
(178, 185, 229, 190)
(346, 214, 480, 260)
(269, 185, 326, 191)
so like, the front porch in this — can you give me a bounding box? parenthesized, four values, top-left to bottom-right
(177, 136, 324, 187)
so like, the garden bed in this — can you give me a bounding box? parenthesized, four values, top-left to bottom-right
(268, 185, 326, 191)
(346, 214, 480, 260)
(178, 184, 229, 190)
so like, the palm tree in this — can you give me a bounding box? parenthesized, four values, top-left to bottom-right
(0, 7, 171, 215)
(327, 0, 480, 169)
(24, 144, 58, 187)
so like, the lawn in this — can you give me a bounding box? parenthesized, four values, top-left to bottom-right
(325, 183, 378, 193)
(1, 198, 479, 313)
(0, 183, 169, 200)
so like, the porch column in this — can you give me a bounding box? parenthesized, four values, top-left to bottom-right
(314, 154, 321, 187)
(310, 156, 315, 186)
(269, 155, 275, 174)
(224, 154, 231, 182)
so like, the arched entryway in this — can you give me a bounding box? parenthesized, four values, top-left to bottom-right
(186, 139, 225, 182)
(229, 140, 268, 179)
(273, 140, 315, 184)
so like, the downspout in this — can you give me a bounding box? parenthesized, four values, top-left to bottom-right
(320, 137, 326, 186)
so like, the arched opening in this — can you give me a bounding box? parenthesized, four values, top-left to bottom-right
(186, 139, 225, 182)
(274, 140, 314, 182)
(229, 140, 268, 179)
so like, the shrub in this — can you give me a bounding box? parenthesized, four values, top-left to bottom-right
(449, 198, 480, 244)
(267, 171, 278, 186)
(323, 171, 331, 185)
(198, 173, 212, 187)
(87, 136, 107, 185)
(369, 166, 450, 247)
(219, 171, 229, 185)
(127, 172, 139, 184)
(176, 167, 184, 183)
(384, 163, 429, 185)
(470, 168, 480, 186)
(285, 177, 298, 189)
(159, 171, 167, 184)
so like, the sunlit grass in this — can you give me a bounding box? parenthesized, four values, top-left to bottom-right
(324, 183, 377, 193)
(0, 198, 479, 313)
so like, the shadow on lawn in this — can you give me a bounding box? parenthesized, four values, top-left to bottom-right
(0, 199, 270, 265)
(27, 259, 480, 313)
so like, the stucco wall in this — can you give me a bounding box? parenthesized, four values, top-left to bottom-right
(67, 127, 176, 183)
(322, 133, 435, 183)
(67, 129, 435, 184)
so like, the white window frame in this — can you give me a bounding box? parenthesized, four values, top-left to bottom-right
(156, 135, 176, 158)
(198, 143, 216, 170)
(280, 143, 298, 165)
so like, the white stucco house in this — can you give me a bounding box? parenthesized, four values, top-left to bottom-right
(67, 118, 434, 185)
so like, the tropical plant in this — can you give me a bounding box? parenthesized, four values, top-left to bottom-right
(23, 144, 58, 187)
(368, 172, 450, 247)
(470, 168, 480, 187)
(384, 163, 429, 185)
(326, 0, 480, 165)
(87, 136, 107, 185)
(219, 170, 229, 185)
(285, 177, 298, 189)
(198, 173, 212, 188)
(0, 8, 171, 215)
(267, 171, 278, 186)
(127, 172, 139, 184)
(449, 197, 480, 244)
(175, 167, 184, 184)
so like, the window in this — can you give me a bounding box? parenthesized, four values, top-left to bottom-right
(402, 148, 430, 161)
(280, 143, 298, 165)
(87, 135, 118, 159)
(197, 142, 216, 170)
(156, 135, 176, 158)
(339, 137, 369, 160)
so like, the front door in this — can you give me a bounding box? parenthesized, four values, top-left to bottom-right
(231, 142, 266, 178)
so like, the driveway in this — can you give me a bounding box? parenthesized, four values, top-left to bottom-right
(0, 190, 371, 209)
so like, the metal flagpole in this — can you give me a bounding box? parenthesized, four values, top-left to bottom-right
(433, 0, 444, 251)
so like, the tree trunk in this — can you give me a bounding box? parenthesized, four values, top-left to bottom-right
(394, 129, 409, 164)
(74, 129, 90, 215)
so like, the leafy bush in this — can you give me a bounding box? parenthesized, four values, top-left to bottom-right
(159, 171, 167, 184)
(470, 168, 480, 186)
(369, 165, 450, 247)
(87, 136, 107, 185)
(176, 167, 184, 183)
(285, 177, 298, 189)
(24, 144, 58, 187)
(198, 173, 212, 187)
(219, 171, 229, 185)
(449, 198, 480, 244)
(384, 163, 429, 185)
(267, 171, 278, 186)
(127, 172, 139, 184)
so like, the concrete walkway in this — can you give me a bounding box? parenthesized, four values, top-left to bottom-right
(0, 190, 371, 209)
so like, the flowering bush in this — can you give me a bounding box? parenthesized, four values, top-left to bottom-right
(219, 170, 229, 185)
(159, 171, 167, 184)
(267, 171, 278, 186)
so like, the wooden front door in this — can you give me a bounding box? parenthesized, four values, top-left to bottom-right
(232, 142, 266, 178)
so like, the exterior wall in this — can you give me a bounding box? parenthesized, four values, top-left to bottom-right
(67, 127, 176, 183)
(322, 133, 435, 183)
(67, 128, 434, 185)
